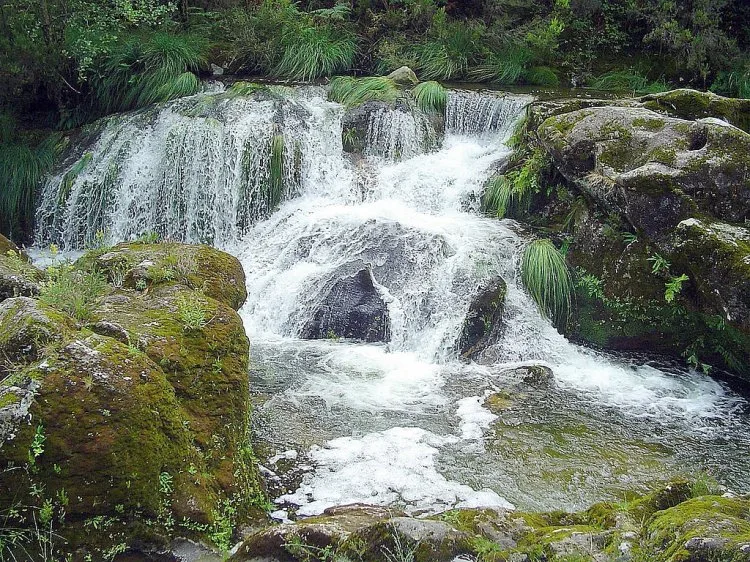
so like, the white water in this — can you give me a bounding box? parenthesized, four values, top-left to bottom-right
(35, 86, 750, 516)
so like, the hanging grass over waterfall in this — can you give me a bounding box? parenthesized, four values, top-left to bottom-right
(266, 134, 288, 212)
(93, 32, 207, 114)
(521, 239, 573, 327)
(328, 77, 400, 107)
(412, 81, 447, 114)
(483, 148, 549, 218)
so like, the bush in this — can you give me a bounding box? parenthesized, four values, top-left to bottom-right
(413, 10, 485, 80)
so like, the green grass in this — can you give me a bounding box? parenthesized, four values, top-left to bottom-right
(39, 263, 108, 321)
(94, 32, 207, 113)
(268, 134, 285, 210)
(711, 66, 750, 99)
(590, 70, 670, 94)
(328, 76, 400, 107)
(274, 24, 356, 81)
(228, 82, 268, 97)
(483, 148, 548, 218)
(470, 42, 533, 84)
(412, 81, 447, 114)
(521, 239, 573, 327)
(0, 123, 59, 237)
(413, 11, 483, 80)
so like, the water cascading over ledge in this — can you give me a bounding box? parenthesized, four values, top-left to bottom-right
(34, 85, 530, 249)
(34, 87, 327, 249)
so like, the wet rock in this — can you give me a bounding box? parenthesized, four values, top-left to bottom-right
(0, 297, 69, 368)
(505, 365, 555, 388)
(341, 101, 392, 154)
(301, 269, 390, 343)
(673, 218, 750, 333)
(457, 277, 507, 359)
(538, 106, 750, 239)
(387, 66, 419, 87)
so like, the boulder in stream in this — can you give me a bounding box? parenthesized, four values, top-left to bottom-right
(301, 268, 391, 343)
(457, 276, 507, 359)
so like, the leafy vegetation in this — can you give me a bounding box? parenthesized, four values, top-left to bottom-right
(521, 239, 574, 327)
(411, 81, 447, 114)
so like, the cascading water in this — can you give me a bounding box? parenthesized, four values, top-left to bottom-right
(34, 85, 750, 519)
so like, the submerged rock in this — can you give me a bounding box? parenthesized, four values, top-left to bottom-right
(301, 268, 390, 343)
(457, 277, 507, 359)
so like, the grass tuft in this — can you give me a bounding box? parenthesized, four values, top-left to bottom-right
(590, 70, 670, 94)
(412, 81, 447, 114)
(274, 25, 356, 81)
(521, 239, 573, 327)
(328, 76, 400, 107)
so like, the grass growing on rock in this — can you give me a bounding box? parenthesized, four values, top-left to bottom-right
(328, 76, 400, 107)
(521, 239, 573, 327)
(412, 81, 447, 114)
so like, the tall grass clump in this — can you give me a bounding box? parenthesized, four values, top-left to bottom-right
(590, 70, 670, 94)
(328, 76, 400, 106)
(412, 81, 447, 114)
(414, 10, 484, 80)
(94, 32, 207, 113)
(0, 115, 59, 238)
(39, 263, 108, 321)
(274, 25, 356, 81)
(521, 239, 573, 327)
(471, 42, 559, 86)
(712, 64, 750, 99)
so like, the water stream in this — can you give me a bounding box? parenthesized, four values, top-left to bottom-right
(35, 85, 750, 520)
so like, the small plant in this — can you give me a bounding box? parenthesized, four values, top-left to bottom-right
(29, 425, 46, 463)
(135, 231, 160, 244)
(647, 253, 671, 275)
(664, 274, 689, 303)
(521, 239, 573, 327)
(177, 293, 208, 331)
(39, 263, 108, 322)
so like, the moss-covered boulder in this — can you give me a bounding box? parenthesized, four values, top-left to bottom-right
(643, 496, 750, 561)
(0, 243, 263, 558)
(77, 241, 247, 310)
(538, 106, 750, 240)
(641, 88, 750, 133)
(0, 234, 43, 301)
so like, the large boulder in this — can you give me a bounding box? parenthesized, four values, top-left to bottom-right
(538, 106, 750, 240)
(301, 269, 390, 343)
(77, 241, 247, 310)
(457, 276, 507, 359)
(0, 243, 263, 556)
(387, 66, 419, 87)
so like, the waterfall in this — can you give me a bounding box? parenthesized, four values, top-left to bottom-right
(34, 86, 351, 249)
(446, 90, 530, 136)
(31, 84, 750, 517)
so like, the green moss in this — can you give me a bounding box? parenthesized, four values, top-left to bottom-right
(649, 146, 677, 166)
(633, 117, 666, 131)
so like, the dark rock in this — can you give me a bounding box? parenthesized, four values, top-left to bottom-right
(0, 235, 43, 301)
(302, 269, 390, 343)
(458, 277, 507, 359)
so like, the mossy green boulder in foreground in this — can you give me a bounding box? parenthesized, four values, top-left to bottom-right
(230, 481, 750, 562)
(0, 242, 265, 559)
(516, 89, 750, 379)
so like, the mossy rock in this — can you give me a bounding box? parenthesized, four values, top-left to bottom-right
(640, 89, 750, 134)
(457, 276, 507, 360)
(643, 495, 750, 561)
(537, 106, 750, 240)
(76, 242, 247, 310)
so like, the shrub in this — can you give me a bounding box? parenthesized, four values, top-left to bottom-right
(521, 239, 573, 327)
